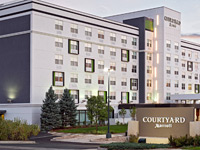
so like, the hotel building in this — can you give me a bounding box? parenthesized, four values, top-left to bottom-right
(0, 0, 199, 124)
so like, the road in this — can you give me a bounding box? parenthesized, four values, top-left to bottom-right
(0, 133, 100, 150)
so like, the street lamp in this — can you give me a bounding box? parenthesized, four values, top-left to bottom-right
(104, 68, 112, 138)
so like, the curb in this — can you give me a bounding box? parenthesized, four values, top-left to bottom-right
(50, 138, 101, 145)
(0, 141, 35, 144)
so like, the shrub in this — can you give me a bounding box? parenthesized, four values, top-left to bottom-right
(0, 118, 40, 141)
(129, 134, 138, 143)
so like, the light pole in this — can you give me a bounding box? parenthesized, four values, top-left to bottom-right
(105, 68, 112, 138)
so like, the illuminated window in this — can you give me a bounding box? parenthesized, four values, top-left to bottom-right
(174, 80, 179, 88)
(121, 78, 127, 86)
(121, 35, 127, 44)
(130, 78, 138, 90)
(174, 55, 179, 62)
(98, 76, 104, 84)
(156, 15, 159, 25)
(166, 79, 171, 87)
(55, 38, 63, 48)
(85, 43, 92, 52)
(85, 75, 92, 84)
(98, 45, 104, 54)
(121, 49, 129, 62)
(188, 84, 192, 90)
(157, 53, 159, 64)
(147, 79, 152, 87)
(110, 77, 116, 85)
(85, 58, 95, 72)
(121, 63, 127, 72)
(85, 90, 92, 99)
(71, 24, 78, 33)
(68, 40, 79, 54)
(147, 66, 152, 74)
(147, 39, 152, 47)
(98, 30, 104, 39)
(166, 66, 171, 74)
(110, 62, 116, 71)
(166, 93, 170, 100)
(132, 92, 137, 100)
(166, 53, 171, 61)
(174, 42, 179, 50)
(154, 28, 157, 38)
(110, 48, 116, 56)
(154, 67, 157, 77)
(70, 73, 78, 83)
(182, 83, 185, 90)
(174, 67, 179, 75)
(85, 27, 92, 36)
(55, 89, 64, 99)
(166, 40, 171, 48)
(70, 90, 79, 103)
(98, 60, 104, 69)
(147, 53, 152, 61)
(187, 61, 193, 71)
(70, 57, 78, 66)
(132, 65, 137, 73)
(132, 37, 137, 46)
(55, 20, 63, 30)
(121, 92, 129, 104)
(195, 84, 199, 93)
(110, 33, 116, 41)
(147, 93, 152, 100)
(55, 54, 63, 65)
(53, 71, 64, 87)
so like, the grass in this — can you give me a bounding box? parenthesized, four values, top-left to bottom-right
(57, 125, 127, 134)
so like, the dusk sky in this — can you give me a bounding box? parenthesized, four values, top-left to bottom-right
(1, 0, 200, 40)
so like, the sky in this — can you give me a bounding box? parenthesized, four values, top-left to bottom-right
(1, 0, 200, 41)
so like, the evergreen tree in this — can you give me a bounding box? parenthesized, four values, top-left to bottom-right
(40, 87, 62, 131)
(59, 89, 77, 127)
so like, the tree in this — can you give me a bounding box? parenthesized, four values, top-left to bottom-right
(119, 108, 127, 124)
(40, 87, 62, 132)
(59, 89, 77, 127)
(86, 96, 107, 133)
(129, 107, 136, 121)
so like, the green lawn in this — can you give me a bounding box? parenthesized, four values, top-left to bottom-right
(57, 125, 127, 134)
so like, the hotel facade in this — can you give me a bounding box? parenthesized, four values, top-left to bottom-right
(0, 0, 199, 124)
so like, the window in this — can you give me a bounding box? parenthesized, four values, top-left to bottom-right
(147, 39, 152, 47)
(110, 77, 116, 85)
(166, 54, 171, 61)
(166, 40, 171, 48)
(121, 35, 127, 44)
(121, 63, 127, 72)
(98, 91, 107, 103)
(182, 72, 186, 79)
(188, 74, 192, 79)
(68, 40, 79, 54)
(132, 38, 137, 46)
(182, 83, 185, 90)
(110, 33, 116, 41)
(98, 45, 104, 54)
(110, 48, 116, 56)
(166, 66, 171, 74)
(98, 60, 104, 69)
(110, 92, 116, 100)
(182, 50, 185, 56)
(121, 78, 127, 86)
(187, 61, 193, 71)
(132, 65, 137, 73)
(130, 78, 138, 90)
(174, 42, 179, 50)
(166, 80, 171, 87)
(85, 90, 92, 99)
(71, 24, 78, 33)
(147, 79, 152, 87)
(85, 43, 92, 52)
(98, 30, 104, 39)
(147, 66, 152, 74)
(174, 68, 179, 75)
(70, 57, 78, 66)
(70, 73, 78, 83)
(55, 38, 63, 48)
(174, 55, 179, 62)
(188, 51, 192, 58)
(174, 80, 179, 88)
(85, 27, 92, 36)
(70, 90, 79, 103)
(147, 53, 152, 61)
(85, 58, 95, 72)
(55, 54, 63, 65)
(195, 84, 199, 93)
(182, 61, 186, 68)
(147, 93, 152, 100)
(195, 52, 198, 59)
(110, 62, 116, 71)
(53, 71, 64, 86)
(188, 84, 192, 90)
(195, 74, 198, 80)
(98, 76, 104, 84)
(55, 89, 64, 99)
(121, 92, 129, 104)
(195, 63, 198, 70)
(85, 75, 92, 84)
(166, 93, 171, 100)
(55, 20, 63, 30)
(132, 93, 137, 100)
(121, 50, 129, 62)
(132, 52, 137, 59)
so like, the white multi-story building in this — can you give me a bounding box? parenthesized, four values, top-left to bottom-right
(0, 0, 139, 124)
(0, 0, 200, 124)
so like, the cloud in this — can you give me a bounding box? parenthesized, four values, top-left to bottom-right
(181, 34, 200, 39)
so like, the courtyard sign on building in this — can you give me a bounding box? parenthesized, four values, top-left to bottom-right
(137, 107, 194, 137)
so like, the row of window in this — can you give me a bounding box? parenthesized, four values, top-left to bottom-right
(55, 20, 138, 46)
(166, 40, 179, 50)
(166, 81, 198, 90)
